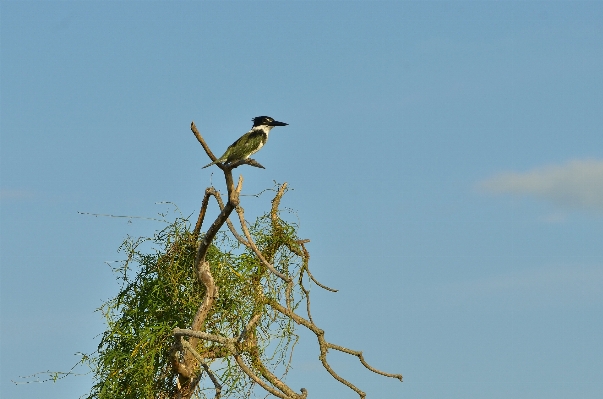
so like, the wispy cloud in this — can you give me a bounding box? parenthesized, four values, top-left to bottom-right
(478, 159, 603, 210)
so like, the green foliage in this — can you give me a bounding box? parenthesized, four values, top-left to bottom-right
(84, 202, 306, 399)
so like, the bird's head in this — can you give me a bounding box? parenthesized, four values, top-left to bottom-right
(252, 116, 288, 127)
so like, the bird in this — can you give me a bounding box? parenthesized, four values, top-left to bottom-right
(203, 116, 288, 168)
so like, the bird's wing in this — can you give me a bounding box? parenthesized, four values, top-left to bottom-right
(224, 130, 265, 161)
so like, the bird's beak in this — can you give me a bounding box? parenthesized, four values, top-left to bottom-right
(269, 120, 288, 126)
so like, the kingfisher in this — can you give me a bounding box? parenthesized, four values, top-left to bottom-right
(203, 116, 288, 168)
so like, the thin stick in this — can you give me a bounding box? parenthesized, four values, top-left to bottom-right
(233, 355, 291, 399)
(301, 243, 338, 292)
(202, 363, 222, 399)
(191, 121, 218, 163)
(180, 339, 223, 399)
(236, 205, 291, 282)
(327, 343, 403, 382)
(194, 189, 212, 237)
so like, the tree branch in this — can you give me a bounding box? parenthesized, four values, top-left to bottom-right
(235, 205, 291, 282)
(191, 121, 218, 163)
(195, 176, 242, 265)
(327, 343, 403, 382)
(300, 242, 338, 292)
(247, 339, 304, 399)
(233, 355, 290, 399)
(238, 312, 263, 343)
(203, 187, 249, 246)
(193, 188, 212, 238)
(180, 339, 222, 399)
(174, 328, 236, 351)
(201, 363, 222, 399)
(269, 299, 402, 398)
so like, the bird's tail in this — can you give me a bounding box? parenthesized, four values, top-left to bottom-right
(202, 159, 221, 169)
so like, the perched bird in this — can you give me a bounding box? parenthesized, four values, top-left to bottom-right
(203, 116, 288, 168)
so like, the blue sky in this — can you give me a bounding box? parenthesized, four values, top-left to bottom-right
(1, 1, 602, 398)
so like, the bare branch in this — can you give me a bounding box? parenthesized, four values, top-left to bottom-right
(269, 299, 401, 398)
(269, 300, 320, 337)
(170, 342, 194, 379)
(247, 339, 304, 399)
(298, 273, 314, 324)
(305, 267, 338, 292)
(327, 343, 403, 382)
(270, 183, 288, 226)
(270, 302, 365, 397)
(180, 339, 222, 399)
(193, 189, 212, 237)
(203, 187, 249, 246)
(317, 346, 366, 398)
(201, 363, 222, 399)
(195, 184, 241, 265)
(233, 355, 290, 399)
(180, 338, 205, 365)
(300, 242, 338, 292)
(233, 175, 243, 201)
(238, 312, 263, 343)
(191, 121, 218, 163)
(285, 279, 294, 310)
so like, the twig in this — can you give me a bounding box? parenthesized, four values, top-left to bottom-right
(270, 183, 288, 225)
(327, 343, 403, 382)
(191, 121, 218, 163)
(233, 355, 290, 399)
(77, 211, 165, 223)
(248, 349, 301, 399)
(202, 363, 222, 399)
(235, 205, 291, 282)
(273, 300, 365, 397)
(193, 189, 212, 237)
(241, 187, 277, 197)
(269, 300, 402, 398)
(180, 339, 222, 398)
(195, 178, 243, 265)
(238, 312, 263, 343)
(301, 242, 338, 292)
(298, 272, 314, 324)
(205, 187, 249, 246)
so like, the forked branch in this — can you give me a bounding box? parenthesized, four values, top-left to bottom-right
(270, 300, 402, 398)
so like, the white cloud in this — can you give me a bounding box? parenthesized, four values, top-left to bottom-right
(478, 159, 603, 210)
